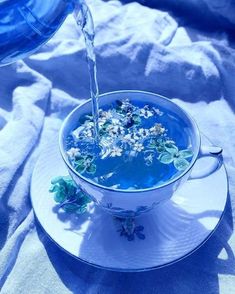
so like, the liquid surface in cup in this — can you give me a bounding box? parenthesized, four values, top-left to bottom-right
(65, 99, 194, 190)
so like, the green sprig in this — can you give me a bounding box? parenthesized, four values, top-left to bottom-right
(49, 176, 91, 214)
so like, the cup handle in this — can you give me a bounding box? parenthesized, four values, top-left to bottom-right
(189, 145, 223, 180)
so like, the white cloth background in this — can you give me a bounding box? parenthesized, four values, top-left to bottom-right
(0, 0, 235, 293)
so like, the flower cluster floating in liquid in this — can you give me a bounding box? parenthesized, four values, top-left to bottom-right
(66, 99, 194, 176)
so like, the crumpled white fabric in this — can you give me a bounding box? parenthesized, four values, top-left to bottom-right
(0, 0, 235, 293)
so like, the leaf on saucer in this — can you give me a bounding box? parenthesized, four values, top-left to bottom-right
(76, 204, 88, 214)
(51, 176, 65, 185)
(54, 192, 66, 203)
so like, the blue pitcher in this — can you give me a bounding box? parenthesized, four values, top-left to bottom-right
(0, 0, 84, 66)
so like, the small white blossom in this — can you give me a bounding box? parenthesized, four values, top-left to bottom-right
(138, 128, 149, 137)
(133, 142, 144, 152)
(108, 124, 125, 136)
(122, 134, 133, 144)
(111, 118, 121, 126)
(150, 123, 165, 135)
(110, 146, 122, 157)
(100, 110, 113, 120)
(67, 147, 80, 159)
(83, 128, 93, 137)
(140, 106, 153, 119)
(153, 107, 163, 116)
(121, 99, 132, 111)
(98, 121, 106, 127)
(122, 133, 139, 144)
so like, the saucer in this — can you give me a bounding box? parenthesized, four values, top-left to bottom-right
(30, 136, 228, 272)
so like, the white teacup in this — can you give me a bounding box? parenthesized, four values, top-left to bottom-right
(59, 90, 222, 218)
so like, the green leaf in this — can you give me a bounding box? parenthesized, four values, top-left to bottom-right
(75, 162, 86, 174)
(178, 149, 194, 159)
(49, 185, 56, 193)
(49, 184, 61, 194)
(63, 175, 74, 182)
(51, 176, 65, 185)
(147, 143, 156, 149)
(174, 158, 190, 171)
(86, 154, 94, 162)
(158, 152, 174, 164)
(86, 163, 97, 174)
(147, 139, 157, 149)
(67, 185, 77, 198)
(74, 157, 85, 165)
(78, 192, 91, 204)
(76, 205, 88, 214)
(132, 114, 141, 125)
(54, 192, 66, 203)
(164, 143, 178, 154)
(156, 145, 165, 153)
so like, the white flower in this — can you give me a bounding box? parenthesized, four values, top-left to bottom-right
(110, 146, 122, 157)
(87, 121, 95, 128)
(100, 110, 113, 120)
(140, 106, 153, 119)
(150, 123, 165, 135)
(153, 107, 163, 116)
(111, 118, 121, 126)
(133, 142, 144, 152)
(67, 147, 80, 159)
(122, 133, 133, 144)
(138, 128, 149, 137)
(108, 125, 124, 136)
(122, 133, 139, 144)
(83, 128, 93, 137)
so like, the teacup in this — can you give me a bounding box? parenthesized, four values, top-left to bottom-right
(59, 90, 222, 218)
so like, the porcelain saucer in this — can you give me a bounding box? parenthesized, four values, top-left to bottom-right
(30, 136, 228, 272)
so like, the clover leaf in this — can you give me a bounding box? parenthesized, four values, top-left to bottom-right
(158, 146, 193, 171)
(178, 149, 194, 158)
(164, 143, 178, 154)
(174, 158, 190, 171)
(158, 152, 174, 164)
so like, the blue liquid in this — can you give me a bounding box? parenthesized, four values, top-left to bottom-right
(0, 0, 75, 66)
(66, 101, 194, 190)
